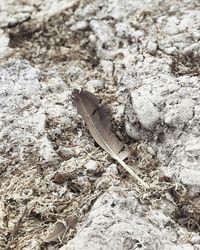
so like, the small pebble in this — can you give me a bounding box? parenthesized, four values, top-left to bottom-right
(113, 104, 125, 119)
(100, 60, 113, 75)
(164, 47, 177, 55)
(147, 41, 157, 55)
(70, 21, 88, 31)
(48, 78, 65, 93)
(106, 164, 118, 175)
(192, 31, 200, 40)
(57, 147, 77, 160)
(85, 160, 98, 171)
(86, 79, 104, 92)
(190, 235, 200, 244)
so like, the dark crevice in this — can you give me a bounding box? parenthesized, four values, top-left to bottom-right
(171, 51, 200, 77)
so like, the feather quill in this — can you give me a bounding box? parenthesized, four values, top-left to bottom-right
(72, 89, 149, 189)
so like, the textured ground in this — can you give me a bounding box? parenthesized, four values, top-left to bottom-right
(0, 0, 200, 249)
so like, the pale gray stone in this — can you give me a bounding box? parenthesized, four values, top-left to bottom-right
(86, 79, 104, 91)
(131, 91, 160, 130)
(147, 41, 157, 55)
(85, 160, 98, 171)
(60, 191, 196, 250)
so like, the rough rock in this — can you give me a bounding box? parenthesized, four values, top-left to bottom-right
(85, 160, 98, 172)
(85, 79, 105, 92)
(0, 0, 79, 27)
(60, 190, 197, 250)
(146, 41, 157, 55)
(124, 53, 200, 194)
(0, 59, 75, 172)
(131, 90, 160, 130)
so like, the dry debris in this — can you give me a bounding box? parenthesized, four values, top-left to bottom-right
(171, 51, 200, 77)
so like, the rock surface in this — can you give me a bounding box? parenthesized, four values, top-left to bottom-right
(60, 190, 196, 250)
(0, 0, 200, 249)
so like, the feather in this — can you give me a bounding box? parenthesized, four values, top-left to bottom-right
(72, 89, 149, 189)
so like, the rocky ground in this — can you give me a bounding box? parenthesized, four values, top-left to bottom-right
(0, 0, 200, 249)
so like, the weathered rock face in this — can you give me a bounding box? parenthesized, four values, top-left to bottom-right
(0, 0, 79, 28)
(0, 0, 200, 249)
(0, 60, 42, 166)
(0, 59, 75, 166)
(124, 59, 200, 195)
(60, 190, 197, 250)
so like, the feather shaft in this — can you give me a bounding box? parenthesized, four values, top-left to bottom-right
(114, 155, 149, 189)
